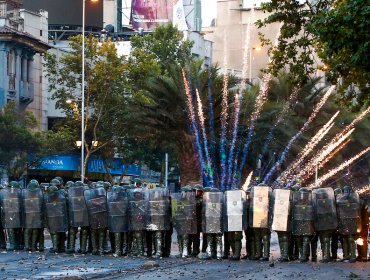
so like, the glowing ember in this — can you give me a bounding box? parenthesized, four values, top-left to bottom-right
(355, 238, 364, 246)
(242, 171, 253, 192)
(356, 185, 370, 196)
(308, 146, 370, 189)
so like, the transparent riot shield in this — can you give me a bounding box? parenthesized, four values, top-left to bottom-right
(44, 190, 68, 233)
(171, 191, 197, 235)
(0, 188, 22, 229)
(107, 190, 129, 233)
(84, 187, 108, 229)
(271, 189, 292, 232)
(202, 191, 223, 234)
(223, 190, 247, 232)
(145, 188, 170, 231)
(312, 187, 338, 231)
(68, 186, 89, 227)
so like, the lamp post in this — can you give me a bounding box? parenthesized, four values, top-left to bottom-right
(81, 0, 98, 182)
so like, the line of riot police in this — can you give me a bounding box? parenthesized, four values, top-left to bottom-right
(0, 177, 368, 263)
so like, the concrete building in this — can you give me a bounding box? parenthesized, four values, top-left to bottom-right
(0, 0, 50, 130)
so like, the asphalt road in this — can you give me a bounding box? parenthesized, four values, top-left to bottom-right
(0, 233, 368, 280)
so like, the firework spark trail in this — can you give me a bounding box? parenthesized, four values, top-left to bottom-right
(276, 111, 339, 188)
(261, 89, 299, 155)
(242, 171, 254, 191)
(263, 85, 336, 184)
(235, 73, 272, 184)
(318, 138, 350, 170)
(195, 89, 213, 181)
(299, 128, 355, 182)
(182, 70, 205, 174)
(225, 11, 256, 189)
(219, 34, 230, 191)
(207, 70, 218, 185)
(307, 146, 370, 189)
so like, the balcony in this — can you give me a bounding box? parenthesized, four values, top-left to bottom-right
(19, 80, 34, 104)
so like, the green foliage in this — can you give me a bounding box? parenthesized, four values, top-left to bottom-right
(256, 0, 370, 110)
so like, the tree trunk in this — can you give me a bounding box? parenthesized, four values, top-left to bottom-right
(177, 133, 202, 186)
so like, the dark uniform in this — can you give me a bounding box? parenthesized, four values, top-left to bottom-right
(357, 195, 368, 262)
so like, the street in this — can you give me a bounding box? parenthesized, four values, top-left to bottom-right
(0, 233, 368, 280)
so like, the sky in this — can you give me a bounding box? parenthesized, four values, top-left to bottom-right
(201, 0, 217, 27)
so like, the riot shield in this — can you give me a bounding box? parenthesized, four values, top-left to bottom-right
(22, 188, 44, 229)
(312, 188, 337, 231)
(271, 189, 292, 232)
(68, 187, 89, 227)
(128, 188, 146, 231)
(223, 190, 247, 232)
(336, 192, 361, 235)
(249, 186, 272, 229)
(202, 191, 223, 234)
(44, 190, 68, 233)
(292, 190, 315, 236)
(84, 187, 108, 229)
(171, 192, 197, 235)
(145, 188, 170, 231)
(107, 190, 129, 233)
(0, 188, 22, 229)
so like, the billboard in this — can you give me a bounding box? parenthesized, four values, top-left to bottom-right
(131, 0, 187, 31)
(23, 0, 103, 28)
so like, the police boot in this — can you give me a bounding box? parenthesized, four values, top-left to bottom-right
(342, 237, 349, 261)
(311, 235, 318, 262)
(216, 234, 222, 260)
(231, 232, 242, 261)
(153, 231, 163, 259)
(31, 229, 39, 252)
(348, 235, 356, 263)
(192, 233, 201, 257)
(254, 230, 262, 260)
(16, 229, 24, 250)
(103, 231, 110, 254)
(202, 233, 208, 253)
(66, 227, 77, 254)
(50, 233, 58, 253)
(7, 229, 17, 251)
(98, 229, 106, 256)
(300, 236, 309, 262)
(277, 232, 289, 262)
(79, 227, 88, 254)
(24, 229, 31, 251)
(223, 233, 230, 259)
(135, 231, 143, 257)
(163, 228, 172, 258)
(182, 235, 190, 258)
(122, 233, 128, 256)
(91, 230, 98, 255)
(176, 235, 183, 258)
(0, 227, 6, 250)
(261, 231, 270, 261)
(200, 234, 212, 260)
(320, 232, 331, 263)
(38, 229, 45, 252)
(113, 233, 122, 257)
(58, 232, 66, 253)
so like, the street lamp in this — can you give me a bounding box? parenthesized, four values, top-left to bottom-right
(249, 46, 262, 83)
(82, 0, 99, 183)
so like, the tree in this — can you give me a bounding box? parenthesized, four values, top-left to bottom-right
(0, 102, 39, 179)
(44, 36, 129, 177)
(256, 0, 370, 110)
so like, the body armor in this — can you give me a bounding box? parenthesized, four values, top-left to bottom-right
(107, 189, 129, 233)
(271, 189, 292, 232)
(44, 190, 68, 233)
(128, 188, 146, 231)
(202, 190, 223, 234)
(336, 192, 361, 235)
(312, 188, 337, 231)
(171, 191, 197, 235)
(84, 187, 108, 229)
(0, 188, 22, 229)
(68, 186, 90, 228)
(223, 190, 247, 232)
(22, 188, 44, 229)
(146, 188, 170, 231)
(292, 189, 315, 236)
(249, 185, 272, 229)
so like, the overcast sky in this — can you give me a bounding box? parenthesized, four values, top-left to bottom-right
(201, 0, 217, 27)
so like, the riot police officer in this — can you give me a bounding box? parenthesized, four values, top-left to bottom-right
(336, 186, 361, 263)
(272, 187, 293, 262)
(189, 184, 203, 257)
(171, 186, 197, 258)
(224, 187, 247, 260)
(201, 186, 223, 260)
(107, 185, 129, 257)
(128, 183, 146, 257)
(0, 181, 22, 250)
(249, 183, 272, 261)
(67, 181, 90, 254)
(291, 187, 315, 262)
(312, 187, 338, 263)
(84, 183, 108, 255)
(145, 185, 171, 258)
(22, 179, 44, 252)
(44, 185, 68, 253)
